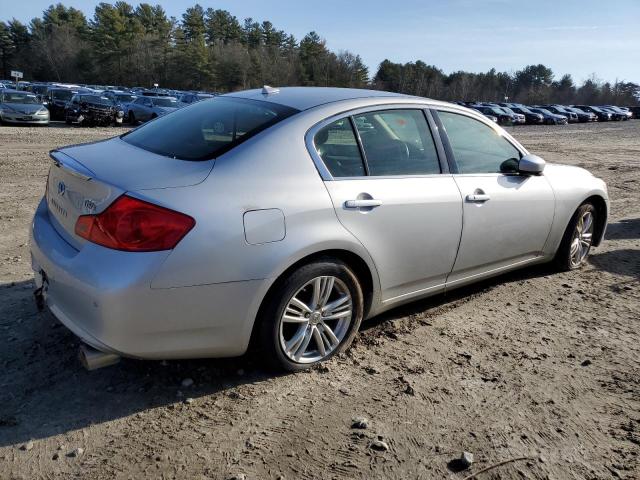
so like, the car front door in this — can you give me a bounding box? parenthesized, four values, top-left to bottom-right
(310, 107, 463, 304)
(434, 109, 555, 287)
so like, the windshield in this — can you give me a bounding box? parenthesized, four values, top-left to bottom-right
(122, 96, 298, 161)
(80, 95, 113, 105)
(153, 97, 178, 107)
(568, 107, 584, 113)
(517, 106, 532, 114)
(3, 92, 40, 104)
(533, 108, 552, 115)
(52, 90, 75, 101)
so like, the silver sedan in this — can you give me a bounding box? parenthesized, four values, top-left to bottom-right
(30, 87, 608, 371)
(0, 89, 50, 125)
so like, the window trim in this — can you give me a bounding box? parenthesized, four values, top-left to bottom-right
(431, 107, 528, 177)
(306, 103, 448, 181)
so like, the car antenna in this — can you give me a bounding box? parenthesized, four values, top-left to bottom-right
(262, 85, 280, 95)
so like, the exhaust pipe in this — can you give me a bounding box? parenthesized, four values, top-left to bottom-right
(78, 344, 120, 370)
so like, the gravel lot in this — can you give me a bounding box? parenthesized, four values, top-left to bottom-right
(0, 121, 638, 479)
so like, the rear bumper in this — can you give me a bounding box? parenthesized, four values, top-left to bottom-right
(30, 197, 265, 359)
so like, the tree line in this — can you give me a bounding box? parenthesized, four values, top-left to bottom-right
(0, 2, 637, 105)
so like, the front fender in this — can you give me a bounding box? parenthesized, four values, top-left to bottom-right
(542, 164, 609, 255)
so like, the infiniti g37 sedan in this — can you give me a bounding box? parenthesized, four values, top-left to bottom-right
(30, 87, 608, 371)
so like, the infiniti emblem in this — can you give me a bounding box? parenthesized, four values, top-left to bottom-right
(57, 181, 66, 196)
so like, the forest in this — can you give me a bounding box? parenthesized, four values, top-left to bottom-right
(0, 2, 638, 105)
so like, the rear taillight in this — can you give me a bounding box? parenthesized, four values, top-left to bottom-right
(75, 195, 195, 252)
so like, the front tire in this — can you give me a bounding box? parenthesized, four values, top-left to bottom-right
(554, 203, 596, 271)
(259, 259, 364, 372)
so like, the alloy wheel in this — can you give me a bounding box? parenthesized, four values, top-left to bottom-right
(569, 210, 594, 267)
(279, 275, 353, 364)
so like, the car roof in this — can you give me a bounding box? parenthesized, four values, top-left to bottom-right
(223, 86, 423, 111)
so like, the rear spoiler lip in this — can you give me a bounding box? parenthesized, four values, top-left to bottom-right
(49, 150, 95, 181)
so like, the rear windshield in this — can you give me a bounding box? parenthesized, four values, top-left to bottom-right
(122, 97, 298, 160)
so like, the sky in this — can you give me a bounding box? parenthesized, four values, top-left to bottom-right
(1, 0, 639, 83)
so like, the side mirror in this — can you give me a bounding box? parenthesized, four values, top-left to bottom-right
(519, 154, 546, 175)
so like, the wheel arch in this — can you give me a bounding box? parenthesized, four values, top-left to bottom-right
(583, 194, 608, 246)
(248, 248, 378, 350)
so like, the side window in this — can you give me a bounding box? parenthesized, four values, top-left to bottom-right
(314, 118, 366, 177)
(353, 110, 440, 176)
(438, 111, 521, 174)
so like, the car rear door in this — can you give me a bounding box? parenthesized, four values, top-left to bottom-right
(310, 106, 463, 303)
(433, 109, 554, 287)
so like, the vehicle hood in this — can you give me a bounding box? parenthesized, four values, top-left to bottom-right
(56, 136, 214, 190)
(2, 103, 46, 114)
(544, 163, 597, 182)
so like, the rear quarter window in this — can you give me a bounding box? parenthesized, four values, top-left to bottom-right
(122, 97, 298, 160)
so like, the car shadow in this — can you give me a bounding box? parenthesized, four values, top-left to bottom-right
(589, 249, 640, 280)
(0, 261, 568, 448)
(361, 263, 555, 332)
(604, 218, 640, 240)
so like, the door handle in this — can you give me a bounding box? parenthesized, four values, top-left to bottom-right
(344, 199, 383, 209)
(466, 194, 490, 202)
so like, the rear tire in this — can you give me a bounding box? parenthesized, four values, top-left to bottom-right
(258, 259, 364, 372)
(554, 203, 596, 271)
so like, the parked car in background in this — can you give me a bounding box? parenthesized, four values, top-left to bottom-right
(472, 105, 517, 125)
(627, 106, 640, 119)
(64, 93, 124, 126)
(0, 89, 50, 125)
(541, 105, 578, 123)
(178, 92, 215, 107)
(140, 88, 174, 97)
(600, 106, 631, 120)
(30, 87, 608, 372)
(494, 106, 526, 124)
(527, 107, 568, 125)
(505, 105, 544, 125)
(45, 87, 89, 120)
(102, 91, 137, 117)
(573, 105, 612, 122)
(560, 106, 597, 123)
(127, 95, 178, 123)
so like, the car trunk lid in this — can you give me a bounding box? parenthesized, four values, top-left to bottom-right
(46, 138, 213, 249)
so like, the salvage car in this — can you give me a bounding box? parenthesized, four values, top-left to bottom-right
(64, 93, 125, 126)
(30, 87, 608, 371)
(127, 95, 178, 124)
(0, 89, 50, 125)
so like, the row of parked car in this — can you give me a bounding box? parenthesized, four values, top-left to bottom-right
(0, 80, 216, 127)
(454, 101, 639, 126)
(1, 79, 639, 128)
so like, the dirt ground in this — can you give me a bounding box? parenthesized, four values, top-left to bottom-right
(0, 120, 638, 480)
